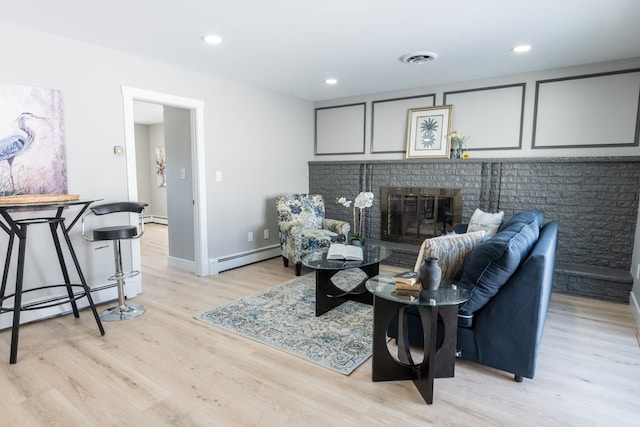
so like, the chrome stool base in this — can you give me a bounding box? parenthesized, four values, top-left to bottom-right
(100, 303, 146, 321)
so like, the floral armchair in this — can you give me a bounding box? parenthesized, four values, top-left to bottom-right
(276, 194, 350, 275)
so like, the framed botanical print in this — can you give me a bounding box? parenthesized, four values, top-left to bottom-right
(405, 105, 452, 159)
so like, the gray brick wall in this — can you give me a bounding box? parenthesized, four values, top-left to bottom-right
(310, 157, 640, 303)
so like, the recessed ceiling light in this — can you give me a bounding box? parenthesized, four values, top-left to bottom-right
(512, 44, 532, 53)
(325, 78, 338, 85)
(202, 35, 223, 44)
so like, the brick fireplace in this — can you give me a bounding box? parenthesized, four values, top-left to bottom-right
(309, 157, 639, 303)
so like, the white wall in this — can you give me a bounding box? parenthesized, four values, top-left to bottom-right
(314, 57, 640, 161)
(0, 22, 313, 301)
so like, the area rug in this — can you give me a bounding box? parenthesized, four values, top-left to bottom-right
(194, 270, 372, 375)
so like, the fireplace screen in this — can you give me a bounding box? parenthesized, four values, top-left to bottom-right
(381, 187, 462, 245)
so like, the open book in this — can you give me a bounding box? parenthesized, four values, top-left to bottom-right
(326, 243, 363, 261)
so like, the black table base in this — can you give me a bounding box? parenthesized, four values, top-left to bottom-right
(315, 263, 379, 316)
(371, 296, 458, 404)
(0, 202, 105, 364)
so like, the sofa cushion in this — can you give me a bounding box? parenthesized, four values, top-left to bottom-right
(467, 208, 504, 238)
(413, 230, 487, 282)
(458, 213, 541, 319)
(498, 209, 544, 233)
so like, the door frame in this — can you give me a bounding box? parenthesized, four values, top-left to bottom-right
(121, 86, 209, 276)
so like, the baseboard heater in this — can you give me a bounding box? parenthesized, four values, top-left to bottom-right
(211, 245, 280, 274)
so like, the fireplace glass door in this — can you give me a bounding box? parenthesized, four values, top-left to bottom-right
(381, 188, 462, 245)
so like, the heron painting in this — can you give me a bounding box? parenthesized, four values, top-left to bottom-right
(0, 81, 67, 196)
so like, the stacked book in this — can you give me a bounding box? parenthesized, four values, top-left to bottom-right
(393, 271, 420, 290)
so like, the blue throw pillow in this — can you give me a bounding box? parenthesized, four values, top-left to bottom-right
(458, 212, 541, 317)
(498, 209, 544, 232)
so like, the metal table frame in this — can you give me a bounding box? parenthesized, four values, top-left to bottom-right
(0, 200, 105, 363)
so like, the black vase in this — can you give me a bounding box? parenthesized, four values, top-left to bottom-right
(419, 257, 441, 291)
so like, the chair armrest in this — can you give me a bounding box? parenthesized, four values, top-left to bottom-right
(322, 218, 350, 236)
(278, 220, 304, 236)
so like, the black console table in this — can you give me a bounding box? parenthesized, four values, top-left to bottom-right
(0, 198, 105, 363)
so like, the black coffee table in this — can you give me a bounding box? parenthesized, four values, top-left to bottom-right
(301, 244, 392, 316)
(366, 275, 470, 404)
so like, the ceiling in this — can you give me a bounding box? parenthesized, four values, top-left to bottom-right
(3, 0, 640, 102)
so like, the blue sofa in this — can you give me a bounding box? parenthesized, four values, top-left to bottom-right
(389, 211, 559, 382)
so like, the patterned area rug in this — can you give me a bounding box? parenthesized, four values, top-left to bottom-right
(194, 270, 372, 375)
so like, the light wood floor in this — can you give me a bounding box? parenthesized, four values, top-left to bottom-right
(1, 223, 639, 426)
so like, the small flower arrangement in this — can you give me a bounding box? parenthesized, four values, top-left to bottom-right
(449, 131, 469, 149)
(337, 191, 374, 245)
(449, 131, 470, 159)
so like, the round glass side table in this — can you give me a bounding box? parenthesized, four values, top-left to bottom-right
(301, 244, 392, 316)
(366, 274, 470, 405)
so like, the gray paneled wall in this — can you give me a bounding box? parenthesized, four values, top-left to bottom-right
(310, 157, 640, 303)
(314, 65, 640, 158)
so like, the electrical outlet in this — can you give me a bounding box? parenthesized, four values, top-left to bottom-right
(264, 229, 269, 239)
(248, 232, 254, 242)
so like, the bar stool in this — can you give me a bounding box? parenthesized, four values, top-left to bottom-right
(82, 201, 148, 321)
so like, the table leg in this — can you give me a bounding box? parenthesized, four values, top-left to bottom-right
(371, 296, 441, 405)
(413, 305, 437, 405)
(434, 305, 458, 378)
(0, 231, 15, 302)
(49, 221, 80, 318)
(9, 224, 27, 364)
(59, 221, 105, 336)
(315, 264, 376, 316)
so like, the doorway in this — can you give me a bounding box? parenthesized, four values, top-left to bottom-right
(132, 101, 168, 225)
(121, 86, 209, 276)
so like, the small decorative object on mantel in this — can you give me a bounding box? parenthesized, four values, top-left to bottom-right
(337, 191, 375, 246)
(449, 130, 469, 159)
(419, 257, 442, 291)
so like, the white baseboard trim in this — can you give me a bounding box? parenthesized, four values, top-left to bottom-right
(209, 245, 281, 275)
(144, 216, 168, 225)
(630, 291, 640, 334)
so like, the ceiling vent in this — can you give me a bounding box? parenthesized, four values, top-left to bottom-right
(400, 52, 438, 64)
